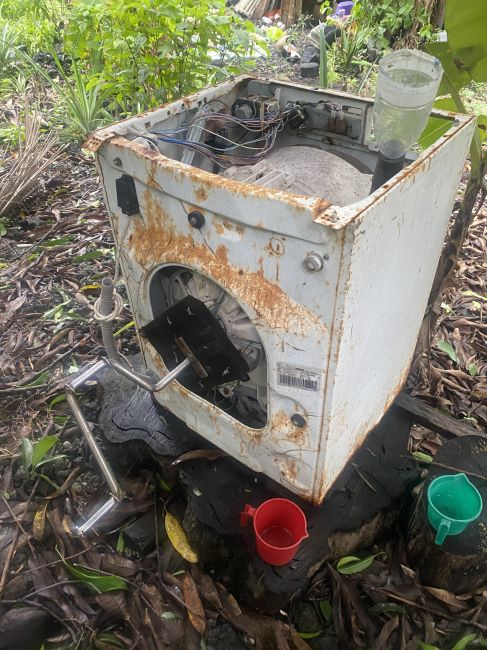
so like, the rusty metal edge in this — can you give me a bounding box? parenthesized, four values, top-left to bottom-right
(314, 112, 477, 230)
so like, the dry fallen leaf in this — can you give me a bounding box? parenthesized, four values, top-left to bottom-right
(181, 572, 206, 636)
(423, 586, 469, 612)
(165, 511, 198, 563)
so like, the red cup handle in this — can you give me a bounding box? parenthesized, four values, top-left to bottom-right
(240, 504, 256, 527)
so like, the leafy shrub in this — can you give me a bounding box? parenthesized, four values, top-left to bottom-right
(351, 0, 434, 50)
(64, 0, 262, 111)
(0, 0, 66, 53)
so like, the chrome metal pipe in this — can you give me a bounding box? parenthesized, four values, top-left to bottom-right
(107, 358, 155, 391)
(74, 495, 118, 536)
(68, 359, 108, 390)
(108, 357, 190, 393)
(153, 358, 190, 391)
(65, 389, 122, 498)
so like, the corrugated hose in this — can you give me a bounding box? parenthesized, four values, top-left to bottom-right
(93, 276, 125, 362)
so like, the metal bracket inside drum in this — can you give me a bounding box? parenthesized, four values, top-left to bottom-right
(141, 295, 250, 390)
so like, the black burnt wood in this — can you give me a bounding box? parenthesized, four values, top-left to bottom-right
(96, 362, 418, 612)
(97, 359, 199, 458)
(178, 408, 418, 612)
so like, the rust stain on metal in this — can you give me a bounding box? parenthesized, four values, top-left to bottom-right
(129, 190, 324, 334)
(265, 237, 285, 257)
(194, 185, 208, 202)
(106, 136, 317, 214)
(213, 220, 225, 236)
(213, 219, 245, 237)
(83, 130, 116, 152)
(281, 459, 298, 483)
(311, 198, 334, 222)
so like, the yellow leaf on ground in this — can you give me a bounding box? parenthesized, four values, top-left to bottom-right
(33, 503, 48, 541)
(164, 511, 198, 563)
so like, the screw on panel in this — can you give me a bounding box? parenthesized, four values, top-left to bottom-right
(113, 157, 122, 167)
(303, 253, 324, 272)
(188, 211, 205, 229)
(291, 414, 306, 428)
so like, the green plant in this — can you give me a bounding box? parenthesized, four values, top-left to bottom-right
(17, 48, 112, 139)
(21, 435, 63, 474)
(64, 0, 261, 112)
(0, 0, 66, 53)
(0, 23, 17, 67)
(335, 23, 372, 73)
(413, 0, 487, 372)
(319, 27, 328, 88)
(351, 0, 433, 51)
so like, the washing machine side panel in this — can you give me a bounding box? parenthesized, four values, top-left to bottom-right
(314, 116, 476, 503)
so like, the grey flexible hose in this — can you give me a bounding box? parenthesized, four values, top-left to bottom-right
(99, 277, 123, 363)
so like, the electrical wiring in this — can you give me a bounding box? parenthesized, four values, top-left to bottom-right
(147, 105, 292, 168)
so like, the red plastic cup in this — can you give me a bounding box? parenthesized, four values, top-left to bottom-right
(240, 498, 309, 566)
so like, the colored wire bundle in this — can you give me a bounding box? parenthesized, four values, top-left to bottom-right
(148, 104, 293, 168)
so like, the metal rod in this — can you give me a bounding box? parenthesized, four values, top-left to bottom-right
(68, 359, 108, 390)
(74, 496, 117, 536)
(108, 358, 156, 391)
(65, 389, 122, 498)
(108, 357, 190, 392)
(153, 358, 191, 391)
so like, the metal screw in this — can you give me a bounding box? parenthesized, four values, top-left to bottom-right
(291, 413, 306, 428)
(113, 157, 122, 167)
(303, 252, 324, 272)
(188, 211, 205, 229)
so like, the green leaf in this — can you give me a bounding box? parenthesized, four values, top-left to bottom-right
(418, 98, 458, 149)
(418, 644, 441, 650)
(21, 438, 33, 470)
(445, 0, 487, 82)
(40, 236, 74, 247)
(368, 602, 406, 616)
(462, 290, 487, 301)
(161, 611, 180, 620)
(298, 631, 323, 639)
(114, 320, 134, 337)
(116, 530, 125, 553)
(425, 41, 471, 94)
(31, 435, 59, 469)
(411, 451, 433, 463)
(476, 115, 487, 143)
(96, 632, 124, 647)
(34, 454, 66, 470)
(319, 599, 332, 623)
(436, 340, 458, 363)
(157, 474, 172, 492)
(72, 250, 106, 263)
(451, 634, 478, 650)
(467, 363, 478, 377)
(22, 371, 50, 388)
(0, 221, 7, 237)
(265, 26, 284, 42)
(48, 394, 66, 409)
(65, 562, 128, 593)
(336, 553, 379, 575)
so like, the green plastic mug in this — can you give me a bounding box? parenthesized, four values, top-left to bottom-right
(427, 473, 483, 546)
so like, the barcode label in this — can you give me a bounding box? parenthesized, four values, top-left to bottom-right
(277, 363, 321, 392)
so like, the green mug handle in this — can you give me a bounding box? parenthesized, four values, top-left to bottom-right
(435, 518, 451, 545)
